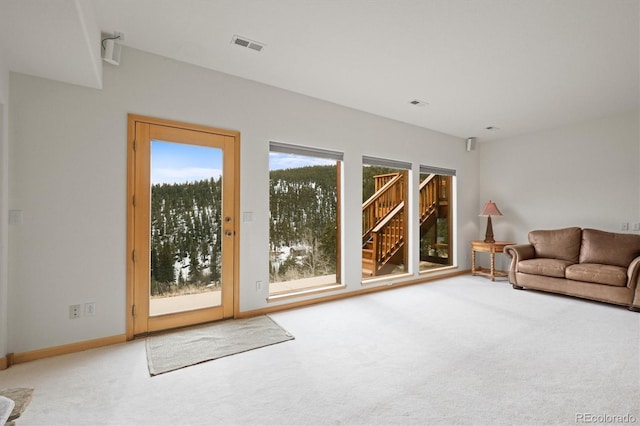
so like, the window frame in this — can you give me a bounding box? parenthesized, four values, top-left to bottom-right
(267, 141, 344, 297)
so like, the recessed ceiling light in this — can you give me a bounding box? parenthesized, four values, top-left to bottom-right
(409, 99, 429, 107)
(231, 35, 265, 52)
(485, 126, 500, 131)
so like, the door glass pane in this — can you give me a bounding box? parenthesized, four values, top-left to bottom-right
(362, 163, 409, 279)
(149, 140, 223, 316)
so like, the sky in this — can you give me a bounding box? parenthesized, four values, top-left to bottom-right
(151, 143, 335, 184)
(151, 140, 222, 184)
(269, 152, 335, 170)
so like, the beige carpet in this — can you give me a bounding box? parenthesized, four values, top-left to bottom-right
(0, 276, 637, 424)
(145, 315, 294, 375)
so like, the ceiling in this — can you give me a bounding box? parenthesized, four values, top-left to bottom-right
(1, 0, 638, 141)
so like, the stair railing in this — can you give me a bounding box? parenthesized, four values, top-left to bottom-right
(362, 172, 404, 244)
(373, 173, 399, 192)
(363, 172, 445, 275)
(419, 174, 439, 224)
(370, 202, 405, 270)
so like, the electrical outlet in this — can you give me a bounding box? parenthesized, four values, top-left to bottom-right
(621, 222, 629, 231)
(634, 223, 640, 231)
(84, 302, 96, 316)
(69, 304, 81, 319)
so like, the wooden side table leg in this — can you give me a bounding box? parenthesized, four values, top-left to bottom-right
(490, 252, 496, 281)
(471, 249, 477, 275)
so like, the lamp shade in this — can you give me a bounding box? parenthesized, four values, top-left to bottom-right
(480, 200, 502, 217)
(479, 200, 502, 243)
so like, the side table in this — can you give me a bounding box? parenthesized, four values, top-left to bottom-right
(470, 240, 514, 281)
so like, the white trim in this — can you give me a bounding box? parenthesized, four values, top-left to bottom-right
(419, 165, 456, 176)
(362, 155, 411, 170)
(269, 141, 343, 161)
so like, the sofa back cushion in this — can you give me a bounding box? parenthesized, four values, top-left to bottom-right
(528, 227, 582, 262)
(579, 228, 640, 268)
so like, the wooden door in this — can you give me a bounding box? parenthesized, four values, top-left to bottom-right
(127, 115, 239, 337)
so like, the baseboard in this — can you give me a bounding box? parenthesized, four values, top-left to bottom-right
(5, 272, 471, 365)
(237, 269, 471, 319)
(10, 334, 127, 366)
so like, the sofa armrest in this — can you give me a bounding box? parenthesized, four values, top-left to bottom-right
(628, 256, 640, 309)
(504, 244, 535, 261)
(504, 244, 535, 285)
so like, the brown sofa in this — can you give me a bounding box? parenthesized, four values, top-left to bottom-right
(504, 227, 640, 311)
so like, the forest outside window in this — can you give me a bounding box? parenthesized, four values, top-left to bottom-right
(268, 142, 343, 295)
(419, 165, 455, 272)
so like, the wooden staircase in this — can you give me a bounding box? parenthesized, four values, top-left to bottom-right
(362, 172, 449, 277)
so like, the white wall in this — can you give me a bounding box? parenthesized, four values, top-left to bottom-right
(8, 47, 479, 353)
(479, 110, 640, 252)
(0, 48, 8, 359)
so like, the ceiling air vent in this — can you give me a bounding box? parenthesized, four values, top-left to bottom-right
(409, 99, 428, 107)
(232, 35, 265, 52)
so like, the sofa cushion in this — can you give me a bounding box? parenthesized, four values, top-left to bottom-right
(528, 227, 582, 262)
(517, 258, 574, 278)
(579, 228, 640, 268)
(565, 263, 628, 287)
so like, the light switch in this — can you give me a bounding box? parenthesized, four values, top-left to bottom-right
(9, 210, 23, 225)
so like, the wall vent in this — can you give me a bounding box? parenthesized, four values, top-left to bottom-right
(232, 35, 265, 52)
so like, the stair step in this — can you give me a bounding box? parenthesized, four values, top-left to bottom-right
(362, 257, 374, 273)
(362, 268, 374, 277)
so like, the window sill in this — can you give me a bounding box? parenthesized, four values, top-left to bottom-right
(418, 265, 458, 275)
(267, 283, 347, 303)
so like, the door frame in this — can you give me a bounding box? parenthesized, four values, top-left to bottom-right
(126, 114, 240, 339)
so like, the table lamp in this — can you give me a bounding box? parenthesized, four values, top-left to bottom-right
(480, 200, 502, 243)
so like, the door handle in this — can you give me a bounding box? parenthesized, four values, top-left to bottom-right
(225, 230, 233, 237)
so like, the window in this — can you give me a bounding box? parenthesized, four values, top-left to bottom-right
(418, 165, 455, 272)
(268, 142, 342, 295)
(362, 156, 411, 279)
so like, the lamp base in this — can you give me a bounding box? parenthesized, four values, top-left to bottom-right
(484, 216, 495, 243)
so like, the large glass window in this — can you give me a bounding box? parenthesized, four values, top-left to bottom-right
(419, 165, 455, 272)
(269, 142, 342, 295)
(362, 156, 411, 279)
